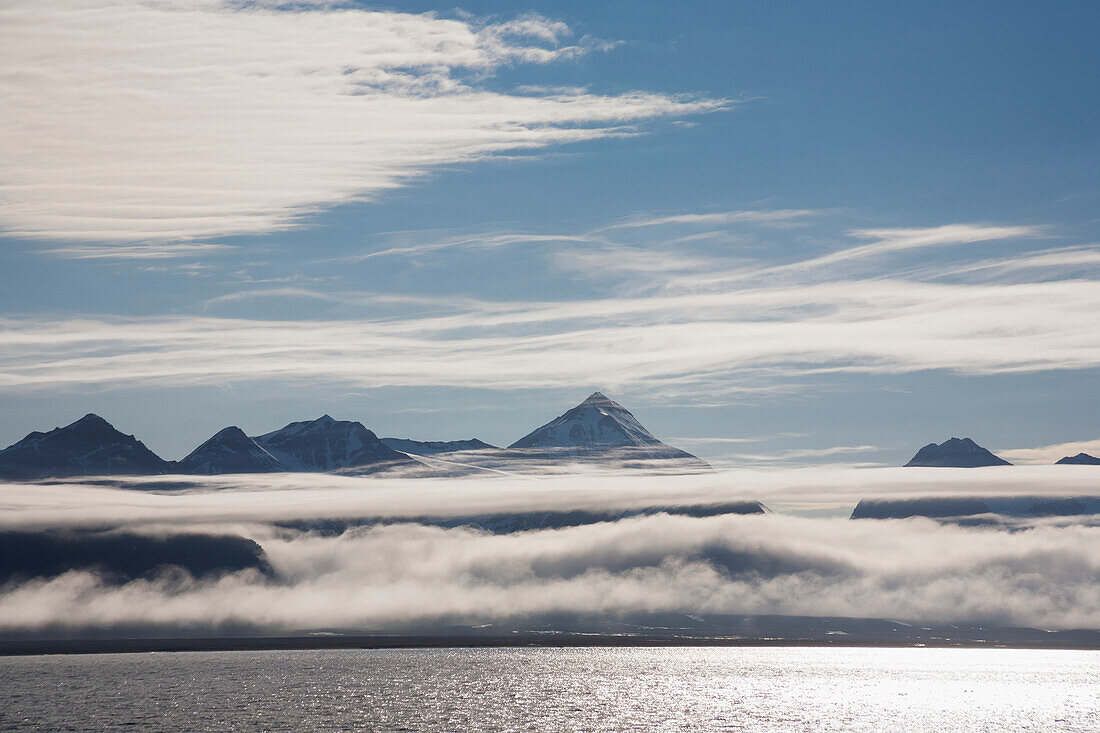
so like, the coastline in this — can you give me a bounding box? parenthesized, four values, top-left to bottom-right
(4, 631, 1099, 657)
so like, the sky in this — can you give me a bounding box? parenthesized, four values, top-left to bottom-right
(1, 0, 1097, 466)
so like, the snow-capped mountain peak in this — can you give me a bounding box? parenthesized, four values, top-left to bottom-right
(511, 392, 663, 450)
(508, 392, 704, 464)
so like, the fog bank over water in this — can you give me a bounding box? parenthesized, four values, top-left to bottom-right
(3, 465, 1099, 528)
(1, 513, 1098, 632)
(1, 466, 1099, 633)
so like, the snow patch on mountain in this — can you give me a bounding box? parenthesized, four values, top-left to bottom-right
(508, 392, 706, 465)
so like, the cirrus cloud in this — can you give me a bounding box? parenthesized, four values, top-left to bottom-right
(0, 0, 723, 249)
(1, 277, 1098, 393)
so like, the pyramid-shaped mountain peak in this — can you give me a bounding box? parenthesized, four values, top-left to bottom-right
(66, 413, 121, 437)
(508, 392, 705, 466)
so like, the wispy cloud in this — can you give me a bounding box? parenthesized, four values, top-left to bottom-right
(664, 223, 1045, 292)
(40, 243, 234, 260)
(335, 208, 815, 264)
(341, 232, 594, 262)
(0, 203, 1092, 398)
(0, 1, 724, 250)
(320, 216, 1036, 295)
(1, 276, 1098, 392)
(595, 208, 821, 231)
(550, 244, 717, 277)
(199, 288, 490, 313)
(773, 224, 1045, 274)
(842, 224, 1042, 259)
(998, 439, 1100, 465)
(669, 435, 805, 445)
(719, 445, 880, 463)
(941, 245, 1100, 279)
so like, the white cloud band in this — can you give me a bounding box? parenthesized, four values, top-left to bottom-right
(1, 277, 1097, 392)
(0, 0, 722, 246)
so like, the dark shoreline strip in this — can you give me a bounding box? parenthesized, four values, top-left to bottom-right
(2, 633, 1098, 657)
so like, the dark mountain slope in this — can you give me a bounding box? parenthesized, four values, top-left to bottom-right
(904, 437, 1011, 467)
(177, 426, 288, 474)
(0, 414, 171, 480)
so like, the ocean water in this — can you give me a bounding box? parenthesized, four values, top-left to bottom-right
(0, 647, 1097, 731)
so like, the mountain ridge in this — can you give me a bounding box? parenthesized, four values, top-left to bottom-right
(381, 437, 498, 455)
(1056, 452, 1100, 465)
(904, 437, 1011, 468)
(0, 413, 171, 480)
(251, 416, 415, 473)
(176, 426, 288, 475)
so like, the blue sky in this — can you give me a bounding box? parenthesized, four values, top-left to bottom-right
(0, 0, 1097, 465)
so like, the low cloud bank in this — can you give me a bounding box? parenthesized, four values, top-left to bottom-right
(2, 465, 1098, 529)
(2, 468, 1098, 633)
(1, 512, 1098, 633)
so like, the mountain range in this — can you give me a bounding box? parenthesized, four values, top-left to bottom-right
(0, 392, 707, 479)
(1, 396, 1095, 480)
(902, 437, 1100, 468)
(250, 415, 415, 473)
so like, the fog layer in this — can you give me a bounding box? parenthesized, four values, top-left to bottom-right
(2, 468, 1098, 633)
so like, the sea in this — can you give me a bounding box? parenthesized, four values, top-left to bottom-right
(1, 647, 1097, 731)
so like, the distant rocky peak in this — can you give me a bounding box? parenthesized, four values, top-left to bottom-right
(177, 425, 287, 475)
(66, 413, 125, 437)
(0, 413, 171, 479)
(904, 436, 1011, 467)
(73, 413, 111, 427)
(210, 425, 248, 440)
(295, 415, 338, 432)
(1056, 452, 1100, 465)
